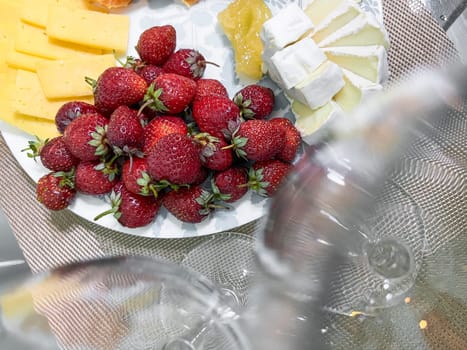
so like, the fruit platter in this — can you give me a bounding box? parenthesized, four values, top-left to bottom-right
(0, 0, 387, 238)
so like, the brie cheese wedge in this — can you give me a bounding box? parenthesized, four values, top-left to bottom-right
(323, 45, 389, 83)
(311, 1, 361, 44)
(270, 37, 326, 89)
(286, 61, 345, 110)
(261, 3, 314, 50)
(293, 99, 344, 145)
(334, 69, 383, 112)
(304, 0, 346, 28)
(318, 13, 389, 48)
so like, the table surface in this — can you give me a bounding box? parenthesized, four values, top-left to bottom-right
(0, 0, 464, 273)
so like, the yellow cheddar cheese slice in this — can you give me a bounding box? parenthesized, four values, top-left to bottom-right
(46, 6, 130, 53)
(36, 54, 116, 99)
(15, 22, 103, 60)
(14, 69, 94, 121)
(20, 0, 107, 28)
(6, 47, 53, 72)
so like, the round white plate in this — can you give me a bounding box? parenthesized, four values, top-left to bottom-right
(1, 0, 382, 238)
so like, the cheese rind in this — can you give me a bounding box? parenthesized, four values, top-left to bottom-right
(334, 69, 382, 112)
(36, 54, 116, 99)
(261, 3, 314, 50)
(323, 45, 388, 83)
(270, 37, 326, 89)
(318, 13, 389, 49)
(15, 22, 103, 60)
(14, 69, 93, 121)
(46, 6, 130, 53)
(293, 100, 344, 145)
(286, 61, 344, 110)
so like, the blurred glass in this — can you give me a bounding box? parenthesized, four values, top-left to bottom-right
(0, 256, 249, 350)
(246, 65, 467, 349)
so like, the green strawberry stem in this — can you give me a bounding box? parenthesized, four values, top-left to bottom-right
(84, 76, 97, 93)
(94, 190, 121, 221)
(137, 83, 169, 116)
(21, 136, 48, 160)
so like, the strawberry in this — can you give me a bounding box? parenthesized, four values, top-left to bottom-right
(192, 96, 241, 138)
(88, 67, 148, 115)
(146, 133, 202, 185)
(137, 64, 165, 85)
(55, 101, 99, 134)
(107, 106, 145, 155)
(194, 79, 229, 101)
(136, 25, 176, 66)
(233, 84, 275, 119)
(194, 133, 233, 171)
(23, 136, 79, 172)
(192, 166, 209, 186)
(162, 185, 215, 223)
(212, 167, 248, 203)
(95, 181, 162, 228)
(75, 160, 119, 195)
(163, 49, 218, 81)
(270, 118, 302, 163)
(63, 113, 110, 162)
(230, 119, 285, 162)
(140, 73, 196, 115)
(248, 159, 292, 196)
(143, 115, 188, 154)
(121, 157, 171, 197)
(36, 171, 76, 210)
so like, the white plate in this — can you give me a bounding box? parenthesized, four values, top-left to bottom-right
(1, 0, 382, 238)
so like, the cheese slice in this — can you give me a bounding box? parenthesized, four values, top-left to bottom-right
(46, 6, 130, 53)
(293, 100, 343, 145)
(14, 69, 94, 121)
(311, 1, 361, 44)
(270, 37, 326, 89)
(36, 54, 116, 99)
(261, 3, 314, 50)
(323, 45, 389, 83)
(6, 48, 53, 72)
(318, 13, 389, 48)
(15, 22, 103, 59)
(20, 0, 107, 28)
(304, 0, 345, 28)
(286, 61, 344, 110)
(334, 69, 383, 112)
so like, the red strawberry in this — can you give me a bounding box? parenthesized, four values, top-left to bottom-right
(163, 49, 218, 81)
(63, 113, 109, 162)
(233, 85, 275, 119)
(36, 171, 76, 210)
(136, 25, 176, 66)
(95, 181, 162, 228)
(55, 101, 99, 134)
(23, 136, 79, 172)
(140, 73, 196, 115)
(192, 166, 209, 186)
(75, 160, 119, 195)
(192, 96, 241, 137)
(270, 118, 302, 163)
(121, 157, 170, 197)
(194, 79, 229, 101)
(212, 167, 248, 203)
(137, 64, 165, 85)
(194, 133, 233, 172)
(146, 133, 202, 185)
(89, 67, 148, 115)
(107, 106, 145, 154)
(162, 185, 215, 223)
(248, 159, 292, 196)
(143, 115, 188, 154)
(231, 119, 285, 162)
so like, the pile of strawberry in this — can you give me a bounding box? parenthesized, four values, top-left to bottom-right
(29, 24, 302, 228)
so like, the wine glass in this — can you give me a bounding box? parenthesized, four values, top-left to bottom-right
(0, 256, 250, 350)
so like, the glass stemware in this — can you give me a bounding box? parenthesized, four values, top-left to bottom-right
(0, 256, 249, 350)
